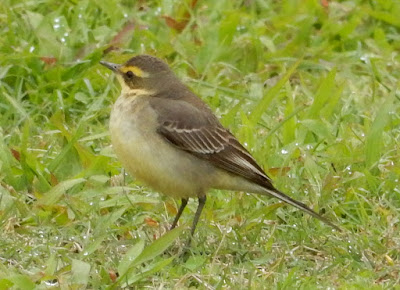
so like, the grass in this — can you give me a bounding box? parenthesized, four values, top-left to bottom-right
(0, 0, 399, 288)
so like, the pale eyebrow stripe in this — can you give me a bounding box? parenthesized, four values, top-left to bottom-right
(120, 66, 149, 77)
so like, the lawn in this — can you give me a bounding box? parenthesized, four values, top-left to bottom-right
(0, 0, 399, 288)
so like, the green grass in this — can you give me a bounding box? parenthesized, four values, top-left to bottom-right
(1, 0, 399, 288)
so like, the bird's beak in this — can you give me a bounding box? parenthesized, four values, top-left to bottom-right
(100, 61, 121, 73)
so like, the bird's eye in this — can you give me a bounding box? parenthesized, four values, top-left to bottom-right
(126, 71, 134, 78)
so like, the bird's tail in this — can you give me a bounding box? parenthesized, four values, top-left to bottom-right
(260, 186, 341, 232)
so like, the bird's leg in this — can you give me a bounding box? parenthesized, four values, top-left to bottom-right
(190, 196, 206, 237)
(170, 198, 188, 230)
(185, 196, 206, 247)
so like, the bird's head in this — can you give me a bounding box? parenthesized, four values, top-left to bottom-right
(100, 55, 174, 94)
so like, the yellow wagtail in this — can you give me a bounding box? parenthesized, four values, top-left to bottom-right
(100, 55, 340, 240)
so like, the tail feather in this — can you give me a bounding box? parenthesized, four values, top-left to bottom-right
(261, 187, 341, 232)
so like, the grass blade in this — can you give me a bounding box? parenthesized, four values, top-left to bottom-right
(250, 58, 302, 125)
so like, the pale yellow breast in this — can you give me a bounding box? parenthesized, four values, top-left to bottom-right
(109, 94, 218, 199)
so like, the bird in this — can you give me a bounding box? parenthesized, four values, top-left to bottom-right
(100, 55, 340, 242)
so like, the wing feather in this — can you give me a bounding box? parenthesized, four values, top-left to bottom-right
(156, 107, 272, 187)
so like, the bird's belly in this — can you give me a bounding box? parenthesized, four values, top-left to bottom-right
(110, 97, 215, 199)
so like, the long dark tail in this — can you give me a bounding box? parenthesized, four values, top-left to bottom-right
(261, 186, 341, 232)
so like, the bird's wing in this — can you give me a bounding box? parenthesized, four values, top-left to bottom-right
(149, 97, 273, 188)
(149, 96, 341, 231)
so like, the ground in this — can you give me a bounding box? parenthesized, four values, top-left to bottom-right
(0, 0, 399, 288)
